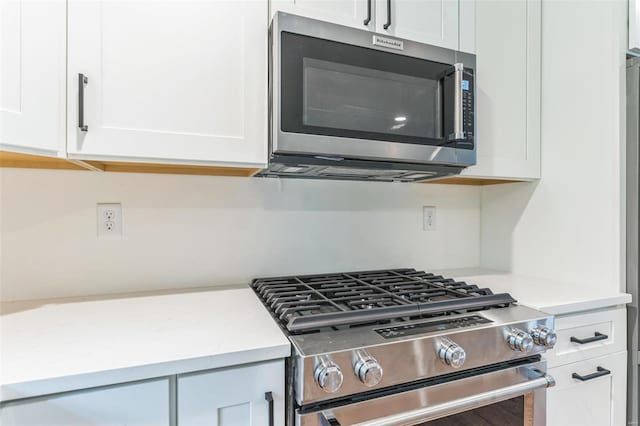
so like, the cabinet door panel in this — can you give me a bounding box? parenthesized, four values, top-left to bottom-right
(67, 0, 267, 166)
(375, 0, 458, 49)
(0, 379, 171, 426)
(271, 0, 372, 30)
(461, 0, 541, 179)
(0, 0, 66, 156)
(544, 307, 626, 368)
(178, 360, 284, 426)
(547, 351, 626, 426)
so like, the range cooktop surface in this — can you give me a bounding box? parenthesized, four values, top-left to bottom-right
(251, 268, 516, 334)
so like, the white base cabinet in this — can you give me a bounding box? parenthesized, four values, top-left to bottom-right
(178, 359, 285, 426)
(0, 360, 284, 426)
(544, 306, 627, 426)
(0, 0, 67, 157)
(0, 378, 171, 426)
(547, 351, 626, 426)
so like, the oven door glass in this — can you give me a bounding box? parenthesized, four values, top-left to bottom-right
(280, 32, 469, 148)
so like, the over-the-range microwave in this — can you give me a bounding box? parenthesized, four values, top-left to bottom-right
(256, 12, 476, 183)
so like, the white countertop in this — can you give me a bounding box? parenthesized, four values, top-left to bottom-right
(1, 271, 631, 402)
(436, 268, 632, 315)
(0, 287, 290, 402)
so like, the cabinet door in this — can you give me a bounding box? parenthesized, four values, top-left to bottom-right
(0, 0, 66, 156)
(0, 378, 171, 426)
(178, 360, 284, 426)
(375, 0, 458, 49)
(547, 351, 626, 426)
(67, 0, 267, 167)
(631, 0, 640, 52)
(460, 0, 541, 180)
(271, 0, 373, 30)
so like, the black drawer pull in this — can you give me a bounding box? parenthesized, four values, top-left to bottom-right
(265, 392, 274, 426)
(570, 332, 608, 344)
(572, 366, 611, 381)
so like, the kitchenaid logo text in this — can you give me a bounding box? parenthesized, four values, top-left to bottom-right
(372, 35, 404, 50)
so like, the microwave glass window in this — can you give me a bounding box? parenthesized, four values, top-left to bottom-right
(302, 58, 440, 139)
(280, 31, 466, 148)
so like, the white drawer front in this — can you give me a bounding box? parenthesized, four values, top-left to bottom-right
(545, 307, 626, 368)
(547, 351, 626, 426)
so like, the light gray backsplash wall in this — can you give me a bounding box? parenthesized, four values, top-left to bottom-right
(0, 169, 481, 301)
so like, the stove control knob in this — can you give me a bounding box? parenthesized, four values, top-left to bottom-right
(353, 352, 383, 387)
(530, 327, 558, 348)
(507, 328, 534, 353)
(314, 358, 343, 393)
(438, 340, 466, 369)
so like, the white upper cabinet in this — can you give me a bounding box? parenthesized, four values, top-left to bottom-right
(0, 0, 66, 157)
(460, 0, 541, 180)
(631, 0, 640, 52)
(271, 0, 459, 49)
(374, 0, 459, 50)
(271, 0, 374, 30)
(67, 0, 268, 167)
(459, 0, 475, 54)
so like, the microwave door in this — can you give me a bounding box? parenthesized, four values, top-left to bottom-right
(274, 30, 468, 166)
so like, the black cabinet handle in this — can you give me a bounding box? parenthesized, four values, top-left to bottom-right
(265, 392, 274, 426)
(570, 332, 608, 344)
(78, 73, 88, 132)
(572, 366, 611, 381)
(363, 0, 372, 25)
(383, 0, 392, 29)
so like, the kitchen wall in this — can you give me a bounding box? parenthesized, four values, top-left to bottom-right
(480, 0, 627, 293)
(0, 168, 482, 301)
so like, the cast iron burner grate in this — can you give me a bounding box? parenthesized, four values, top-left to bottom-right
(251, 268, 516, 334)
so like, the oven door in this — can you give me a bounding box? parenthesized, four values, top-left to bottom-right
(296, 360, 554, 426)
(272, 12, 476, 167)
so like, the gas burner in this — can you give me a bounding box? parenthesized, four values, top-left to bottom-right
(251, 268, 515, 334)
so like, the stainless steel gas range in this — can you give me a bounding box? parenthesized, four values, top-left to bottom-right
(251, 268, 557, 426)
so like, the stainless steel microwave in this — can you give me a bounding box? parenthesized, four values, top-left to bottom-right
(257, 12, 477, 182)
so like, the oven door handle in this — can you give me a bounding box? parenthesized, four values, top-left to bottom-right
(319, 373, 555, 426)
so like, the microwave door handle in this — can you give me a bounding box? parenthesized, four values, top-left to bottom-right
(451, 63, 465, 141)
(320, 372, 555, 426)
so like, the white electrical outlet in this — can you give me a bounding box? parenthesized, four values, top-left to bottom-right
(97, 203, 122, 237)
(423, 206, 436, 231)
